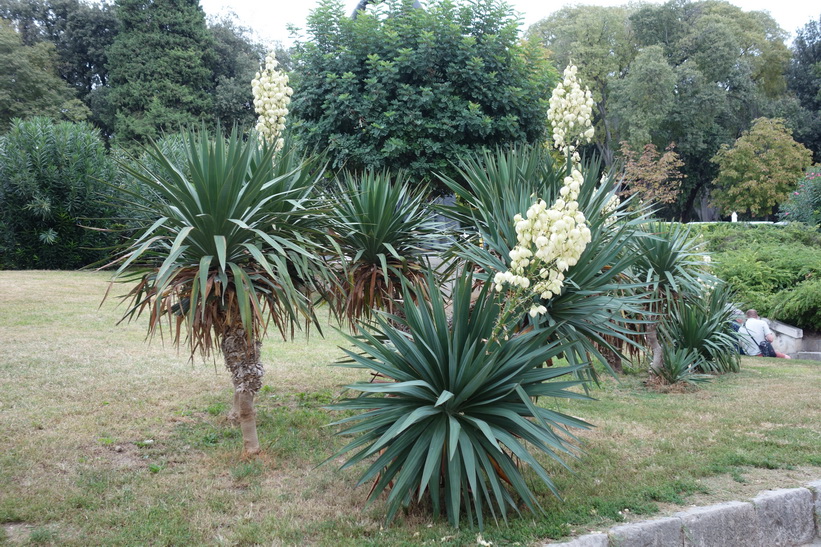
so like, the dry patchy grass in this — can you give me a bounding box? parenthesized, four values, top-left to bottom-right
(1, 271, 820, 545)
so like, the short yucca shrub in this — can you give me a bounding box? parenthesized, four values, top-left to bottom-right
(660, 284, 740, 374)
(655, 346, 713, 387)
(327, 270, 592, 528)
(323, 170, 444, 327)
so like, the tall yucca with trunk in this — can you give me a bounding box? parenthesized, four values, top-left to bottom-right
(106, 128, 326, 455)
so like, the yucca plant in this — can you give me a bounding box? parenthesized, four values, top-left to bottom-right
(324, 170, 445, 327)
(660, 284, 740, 374)
(656, 346, 713, 387)
(328, 269, 591, 528)
(105, 128, 327, 455)
(630, 222, 715, 373)
(438, 144, 649, 376)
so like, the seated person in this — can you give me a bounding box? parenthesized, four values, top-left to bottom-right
(738, 309, 791, 359)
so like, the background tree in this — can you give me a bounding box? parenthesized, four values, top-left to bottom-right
(0, 0, 118, 133)
(0, 0, 117, 95)
(527, 5, 636, 167)
(291, 0, 554, 189)
(609, 45, 676, 151)
(530, 0, 792, 221)
(0, 21, 89, 129)
(619, 141, 684, 208)
(207, 14, 264, 131)
(631, 1, 790, 220)
(787, 14, 821, 163)
(106, 0, 215, 144)
(711, 117, 813, 217)
(0, 117, 116, 268)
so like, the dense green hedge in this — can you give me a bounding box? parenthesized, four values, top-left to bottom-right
(691, 222, 821, 332)
(0, 117, 118, 269)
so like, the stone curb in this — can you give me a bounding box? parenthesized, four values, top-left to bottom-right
(541, 480, 821, 547)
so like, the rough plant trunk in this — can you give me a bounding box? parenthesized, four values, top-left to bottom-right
(601, 345, 623, 374)
(646, 322, 663, 374)
(221, 325, 264, 455)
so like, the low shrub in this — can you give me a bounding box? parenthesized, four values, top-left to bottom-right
(770, 278, 821, 331)
(779, 167, 821, 227)
(690, 223, 821, 331)
(693, 221, 821, 252)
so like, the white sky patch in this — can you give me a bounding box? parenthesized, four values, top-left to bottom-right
(200, 0, 818, 49)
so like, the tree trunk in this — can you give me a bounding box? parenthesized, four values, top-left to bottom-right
(646, 322, 663, 374)
(221, 325, 264, 456)
(601, 345, 623, 374)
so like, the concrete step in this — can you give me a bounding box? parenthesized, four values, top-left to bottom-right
(797, 352, 821, 361)
(801, 337, 821, 352)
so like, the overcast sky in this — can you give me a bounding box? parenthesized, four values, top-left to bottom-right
(199, 0, 819, 49)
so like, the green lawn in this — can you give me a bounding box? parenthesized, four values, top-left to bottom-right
(1, 271, 820, 545)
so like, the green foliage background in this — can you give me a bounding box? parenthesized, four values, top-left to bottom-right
(710, 118, 812, 217)
(291, 0, 556, 191)
(527, 1, 799, 220)
(779, 167, 821, 226)
(694, 223, 821, 331)
(106, 0, 215, 144)
(0, 117, 117, 269)
(0, 20, 89, 128)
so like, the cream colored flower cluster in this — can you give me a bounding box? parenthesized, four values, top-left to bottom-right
(547, 64, 594, 156)
(603, 194, 620, 226)
(492, 64, 597, 318)
(493, 167, 592, 316)
(251, 51, 292, 151)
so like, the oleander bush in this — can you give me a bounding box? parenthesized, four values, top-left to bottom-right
(0, 117, 117, 269)
(779, 167, 821, 227)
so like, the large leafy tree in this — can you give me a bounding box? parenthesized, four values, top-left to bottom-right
(711, 117, 813, 217)
(530, 0, 792, 221)
(632, 1, 790, 220)
(789, 15, 821, 114)
(291, 0, 554, 189)
(110, 129, 326, 455)
(787, 14, 821, 162)
(609, 45, 676, 151)
(207, 14, 264, 131)
(0, 0, 117, 97)
(0, 21, 89, 128)
(0, 0, 117, 134)
(527, 5, 636, 167)
(107, 0, 215, 144)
